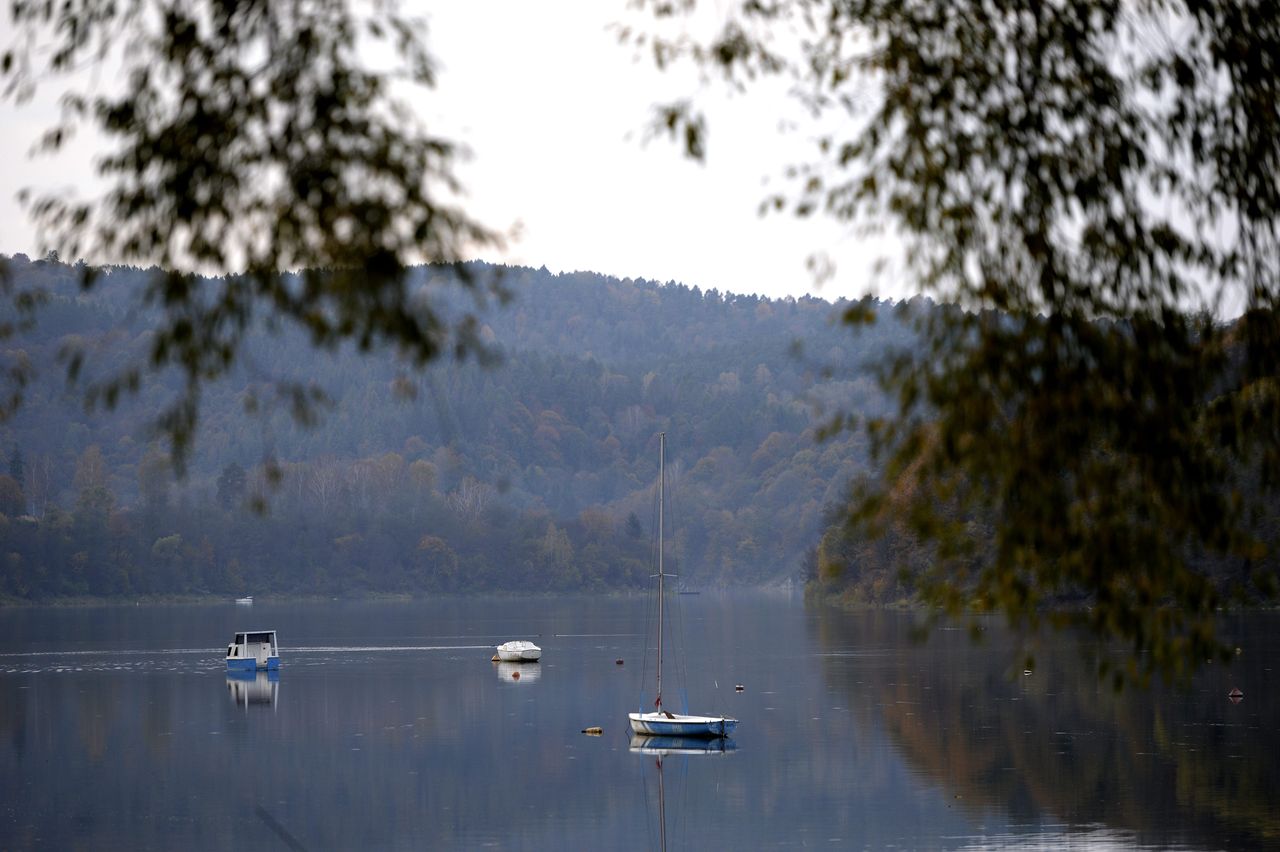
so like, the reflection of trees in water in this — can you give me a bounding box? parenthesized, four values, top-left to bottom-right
(811, 609, 1280, 848)
(0, 661, 622, 849)
(0, 677, 30, 759)
(76, 675, 119, 763)
(144, 675, 174, 758)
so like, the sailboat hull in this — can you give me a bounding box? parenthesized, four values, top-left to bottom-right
(628, 711, 737, 738)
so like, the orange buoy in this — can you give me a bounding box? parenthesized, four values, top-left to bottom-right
(511, 671, 520, 680)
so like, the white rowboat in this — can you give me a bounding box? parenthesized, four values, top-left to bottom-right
(495, 640, 541, 662)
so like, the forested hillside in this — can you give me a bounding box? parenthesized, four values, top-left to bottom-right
(0, 254, 913, 599)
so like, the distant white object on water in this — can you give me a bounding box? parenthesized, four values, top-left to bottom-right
(235, 596, 253, 605)
(496, 640, 541, 662)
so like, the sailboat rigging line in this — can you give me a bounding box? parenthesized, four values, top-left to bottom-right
(639, 575, 656, 711)
(638, 749, 659, 852)
(665, 444, 690, 713)
(676, 748, 692, 850)
(657, 432, 665, 709)
(636, 464, 661, 712)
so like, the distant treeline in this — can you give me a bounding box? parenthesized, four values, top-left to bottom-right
(0, 255, 916, 599)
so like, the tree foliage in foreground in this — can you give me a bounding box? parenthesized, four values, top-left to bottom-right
(633, 0, 1280, 682)
(1, 0, 501, 467)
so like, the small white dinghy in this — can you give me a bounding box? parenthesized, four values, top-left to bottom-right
(495, 640, 542, 662)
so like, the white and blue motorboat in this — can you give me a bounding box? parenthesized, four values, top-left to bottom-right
(226, 630, 280, 671)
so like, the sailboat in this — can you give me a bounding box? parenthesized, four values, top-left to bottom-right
(628, 433, 738, 739)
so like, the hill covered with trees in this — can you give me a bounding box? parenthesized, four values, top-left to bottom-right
(0, 255, 912, 600)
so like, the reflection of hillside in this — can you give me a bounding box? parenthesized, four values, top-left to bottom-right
(813, 609, 1280, 848)
(1, 664, 569, 849)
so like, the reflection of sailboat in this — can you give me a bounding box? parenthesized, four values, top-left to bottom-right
(226, 670, 279, 709)
(629, 433, 738, 739)
(629, 733, 736, 755)
(630, 732, 734, 852)
(496, 660, 541, 683)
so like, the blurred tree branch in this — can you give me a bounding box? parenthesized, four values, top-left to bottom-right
(629, 0, 1280, 683)
(1, 0, 503, 468)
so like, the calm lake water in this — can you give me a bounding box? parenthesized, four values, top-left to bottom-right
(0, 594, 1276, 850)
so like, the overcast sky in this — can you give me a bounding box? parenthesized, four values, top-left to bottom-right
(0, 0, 906, 303)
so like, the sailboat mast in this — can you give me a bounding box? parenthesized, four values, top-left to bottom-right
(656, 431, 664, 708)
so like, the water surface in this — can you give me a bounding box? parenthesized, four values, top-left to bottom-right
(0, 595, 1275, 850)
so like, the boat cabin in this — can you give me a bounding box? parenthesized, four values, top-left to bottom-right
(226, 630, 280, 671)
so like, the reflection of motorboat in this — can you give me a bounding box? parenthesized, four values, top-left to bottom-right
(226, 630, 280, 671)
(629, 734, 736, 755)
(495, 640, 541, 662)
(629, 434, 738, 739)
(496, 661, 542, 683)
(226, 670, 279, 708)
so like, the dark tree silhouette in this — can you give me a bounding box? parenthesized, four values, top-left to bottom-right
(631, 0, 1280, 682)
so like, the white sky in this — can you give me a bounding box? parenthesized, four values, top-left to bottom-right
(0, 0, 906, 303)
